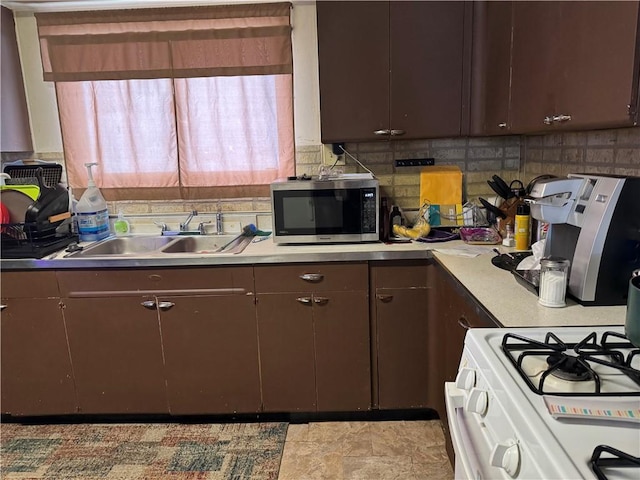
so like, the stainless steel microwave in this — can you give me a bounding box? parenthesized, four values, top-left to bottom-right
(271, 174, 379, 244)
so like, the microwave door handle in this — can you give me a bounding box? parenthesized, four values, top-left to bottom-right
(309, 198, 314, 222)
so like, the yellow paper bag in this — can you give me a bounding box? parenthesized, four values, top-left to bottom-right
(419, 166, 463, 206)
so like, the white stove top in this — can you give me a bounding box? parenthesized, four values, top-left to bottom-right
(455, 326, 640, 480)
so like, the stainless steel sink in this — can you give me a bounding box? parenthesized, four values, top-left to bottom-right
(160, 234, 250, 254)
(76, 236, 177, 256)
(68, 233, 252, 258)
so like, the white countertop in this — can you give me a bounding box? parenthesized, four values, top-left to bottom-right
(246, 238, 627, 329)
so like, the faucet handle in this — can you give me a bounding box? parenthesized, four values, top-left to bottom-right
(154, 221, 168, 232)
(198, 221, 212, 235)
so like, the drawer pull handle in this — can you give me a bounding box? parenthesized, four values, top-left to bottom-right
(296, 297, 312, 305)
(313, 296, 329, 305)
(390, 129, 406, 136)
(300, 273, 323, 282)
(458, 316, 471, 330)
(553, 114, 572, 123)
(377, 294, 393, 302)
(157, 301, 175, 311)
(140, 300, 156, 309)
(373, 129, 390, 136)
(148, 274, 162, 282)
(0, 304, 6, 311)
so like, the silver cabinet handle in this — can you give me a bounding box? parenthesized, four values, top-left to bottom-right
(296, 297, 312, 305)
(313, 296, 329, 305)
(376, 294, 393, 302)
(141, 300, 156, 309)
(299, 273, 323, 282)
(0, 304, 6, 311)
(390, 129, 405, 136)
(373, 129, 390, 136)
(157, 301, 175, 311)
(458, 316, 471, 330)
(543, 116, 554, 125)
(498, 122, 507, 129)
(553, 114, 572, 123)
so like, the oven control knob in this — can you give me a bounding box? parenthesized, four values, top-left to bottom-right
(490, 440, 520, 477)
(466, 388, 488, 415)
(455, 367, 476, 391)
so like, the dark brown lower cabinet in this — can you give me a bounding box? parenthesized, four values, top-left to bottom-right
(257, 290, 370, 413)
(63, 296, 168, 414)
(371, 260, 433, 410)
(430, 260, 499, 465)
(0, 297, 77, 416)
(159, 294, 261, 415)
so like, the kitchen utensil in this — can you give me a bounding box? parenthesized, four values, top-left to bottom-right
(492, 175, 513, 199)
(487, 180, 509, 199)
(0, 189, 33, 223)
(625, 269, 640, 347)
(479, 197, 507, 222)
(0, 184, 40, 201)
(491, 251, 532, 271)
(459, 226, 501, 244)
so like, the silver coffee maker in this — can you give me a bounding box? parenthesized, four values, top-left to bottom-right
(529, 173, 640, 306)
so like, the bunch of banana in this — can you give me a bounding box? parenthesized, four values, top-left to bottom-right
(392, 220, 431, 240)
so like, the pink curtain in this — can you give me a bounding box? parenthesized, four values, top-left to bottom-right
(39, 3, 294, 200)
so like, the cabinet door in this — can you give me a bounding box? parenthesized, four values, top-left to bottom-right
(554, 1, 639, 130)
(159, 295, 261, 415)
(314, 291, 371, 412)
(317, 1, 390, 143)
(1, 298, 77, 416)
(257, 293, 316, 412)
(511, 1, 640, 133)
(375, 287, 430, 409)
(470, 1, 513, 135)
(63, 296, 168, 414)
(389, 1, 467, 139)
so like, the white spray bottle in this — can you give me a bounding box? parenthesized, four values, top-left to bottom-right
(75, 162, 110, 242)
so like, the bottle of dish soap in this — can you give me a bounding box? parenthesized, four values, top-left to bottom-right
(75, 162, 110, 242)
(114, 211, 130, 236)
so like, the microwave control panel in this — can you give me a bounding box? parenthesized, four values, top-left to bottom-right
(362, 188, 378, 233)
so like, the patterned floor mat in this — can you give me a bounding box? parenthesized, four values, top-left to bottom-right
(0, 422, 288, 479)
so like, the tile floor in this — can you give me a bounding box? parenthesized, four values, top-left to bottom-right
(277, 420, 454, 480)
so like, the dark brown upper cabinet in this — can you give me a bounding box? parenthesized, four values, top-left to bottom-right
(469, 1, 514, 135)
(509, 1, 640, 134)
(317, 1, 471, 143)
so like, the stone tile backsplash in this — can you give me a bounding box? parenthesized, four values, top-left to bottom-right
(5, 126, 638, 217)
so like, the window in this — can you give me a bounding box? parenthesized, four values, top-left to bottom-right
(36, 3, 294, 200)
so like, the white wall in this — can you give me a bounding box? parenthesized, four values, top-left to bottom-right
(13, 1, 322, 152)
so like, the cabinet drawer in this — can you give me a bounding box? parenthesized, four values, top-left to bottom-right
(370, 260, 431, 289)
(1, 271, 59, 298)
(57, 267, 254, 297)
(254, 263, 368, 293)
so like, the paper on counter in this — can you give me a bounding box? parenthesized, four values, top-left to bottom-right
(434, 245, 496, 258)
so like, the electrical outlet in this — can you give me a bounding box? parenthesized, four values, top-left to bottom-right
(322, 144, 345, 166)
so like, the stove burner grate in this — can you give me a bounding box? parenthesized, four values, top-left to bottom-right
(502, 331, 640, 396)
(591, 445, 640, 480)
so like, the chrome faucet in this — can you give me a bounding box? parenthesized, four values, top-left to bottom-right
(215, 211, 223, 235)
(180, 210, 198, 231)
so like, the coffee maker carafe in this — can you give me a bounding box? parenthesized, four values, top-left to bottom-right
(529, 174, 640, 306)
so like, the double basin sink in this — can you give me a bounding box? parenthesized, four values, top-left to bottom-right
(68, 234, 251, 258)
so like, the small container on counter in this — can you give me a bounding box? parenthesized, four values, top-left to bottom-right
(538, 256, 570, 308)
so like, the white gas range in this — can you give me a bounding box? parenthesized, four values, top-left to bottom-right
(445, 326, 640, 480)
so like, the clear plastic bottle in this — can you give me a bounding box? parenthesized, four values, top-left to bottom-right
(114, 211, 130, 236)
(75, 162, 110, 242)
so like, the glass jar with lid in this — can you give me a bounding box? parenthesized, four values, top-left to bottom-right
(538, 257, 570, 307)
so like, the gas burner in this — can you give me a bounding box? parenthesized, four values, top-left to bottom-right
(502, 331, 640, 396)
(591, 445, 640, 480)
(546, 353, 593, 382)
